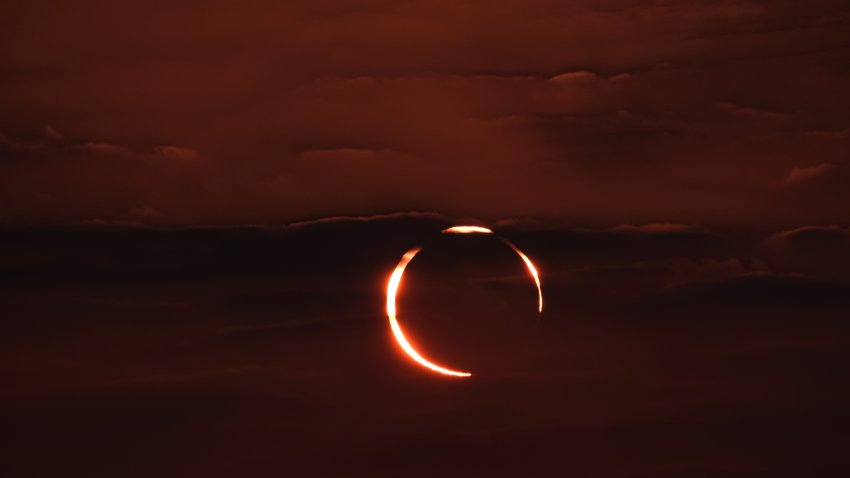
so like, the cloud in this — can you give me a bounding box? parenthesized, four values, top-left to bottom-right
(557, 257, 752, 296)
(762, 225, 850, 281)
(806, 127, 850, 141)
(548, 70, 632, 84)
(2, 0, 850, 225)
(43, 124, 64, 140)
(1, 131, 129, 157)
(713, 101, 785, 119)
(296, 147, 411, 163)
(285, 210, 449, 229)
(784, 163, 834, 185)
(766, 225, 850, 244)
(153, 145, 199, 161)
(0, 131, 45, 156)
(101, 366, 264, 387)
(647, 272, 850, 314)
(611, 223, 704, 234)
(125, 205, 163, 221)
(79, 142, 129, 155)
(548, 70, 599, 83)
(774, 162, 850, 223)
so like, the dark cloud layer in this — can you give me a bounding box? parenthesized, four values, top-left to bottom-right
(1, 0, 850, 225)
(2, 215, 850, 476)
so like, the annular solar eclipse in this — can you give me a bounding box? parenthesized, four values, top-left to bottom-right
(385, 226, 543, 377)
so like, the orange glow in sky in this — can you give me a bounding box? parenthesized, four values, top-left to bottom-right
(386, 247, 472, 377)
(442, 226, 494, 234)
(502, 239, 544, 313)
(385, 225, 544, 378)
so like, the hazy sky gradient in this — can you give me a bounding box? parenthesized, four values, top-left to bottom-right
(2, 0, 849, 226)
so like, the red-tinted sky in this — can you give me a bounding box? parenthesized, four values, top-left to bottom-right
(1, 0, 849, 225)
(4, 5, 850, 475)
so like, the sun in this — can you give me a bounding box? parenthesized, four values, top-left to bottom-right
(385, 225, 543, 377)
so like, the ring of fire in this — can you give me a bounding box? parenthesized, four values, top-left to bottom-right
(385, 225, 543, 378)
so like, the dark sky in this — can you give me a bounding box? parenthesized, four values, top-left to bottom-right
(3, 215, 850, 476)
(2, 0, 849, 226)
(3, 2, 850, 477)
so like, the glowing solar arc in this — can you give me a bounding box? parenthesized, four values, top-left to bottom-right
(385, 225, 543, 378)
